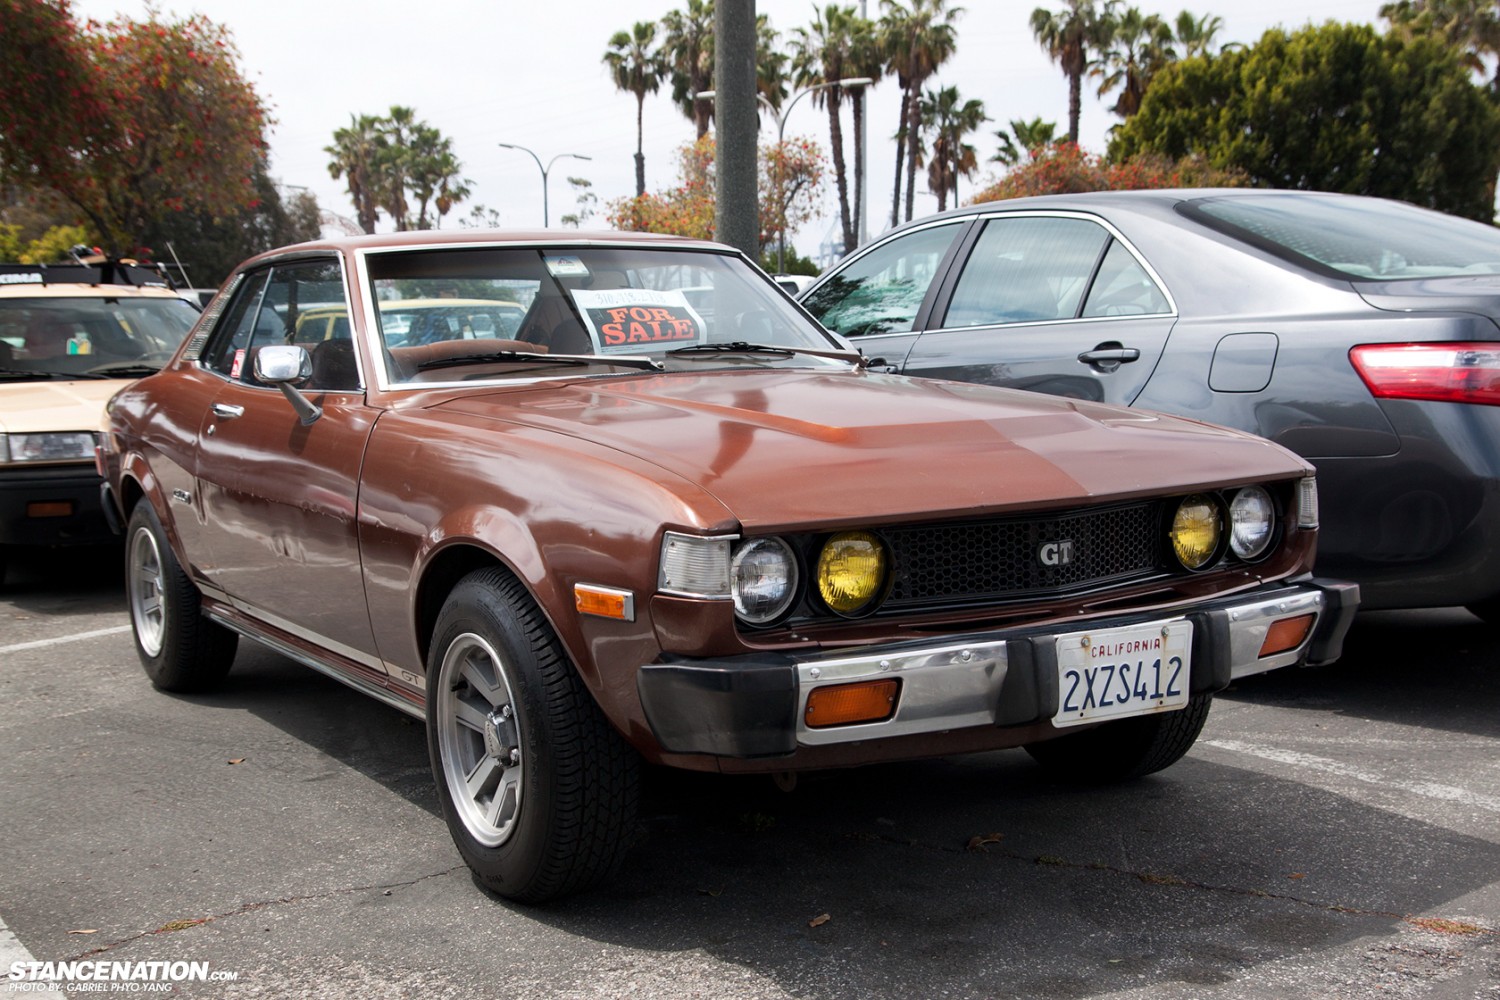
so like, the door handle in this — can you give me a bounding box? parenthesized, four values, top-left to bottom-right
(1077, 345, 1141, 372)
(211, 403, 245, 419)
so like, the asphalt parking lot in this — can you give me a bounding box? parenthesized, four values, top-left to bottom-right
(1, 544, 1496, 999)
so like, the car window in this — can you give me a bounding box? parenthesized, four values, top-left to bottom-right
(0, 295, 200, 377)
(800, 222, 964, 338)
(366, 246, 845, 385)
(943, 217, 1109, 328)
(1080, 240, 1171, 318)
(201, 259, 354, 389)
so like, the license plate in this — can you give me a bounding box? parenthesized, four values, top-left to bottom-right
(1052, 620, 1192, 728)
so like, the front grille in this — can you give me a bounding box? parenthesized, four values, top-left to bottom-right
(881, 501, 1162, 609)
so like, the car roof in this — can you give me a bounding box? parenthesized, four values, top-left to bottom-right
(243, 228, 731, 268)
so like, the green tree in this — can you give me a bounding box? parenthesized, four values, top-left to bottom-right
(1110, 22, 1500, 220)
(0, 0, 270, 257)
(921, 86, 987, 211)
(605, 21, 666, 197)
(992, 117, 1059, 165)
(558, 177, 598, 228)
(1092, 3, 1175, 119)
(662, 0, 717, 137)
(1030, 0, 1113, 144)
(141, 158, 321, 287)
(326, 114, 384, 234)
(1173, 10, 1225, 58)
(1381, 0, 1500, 88)
(326, 107, 469, 233)
(881, 0, 964, 226)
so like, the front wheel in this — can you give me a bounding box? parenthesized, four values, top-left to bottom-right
(427, 568, 639, 903)
(125, 500, 238, 692)
(1024, 694, 1213, 783)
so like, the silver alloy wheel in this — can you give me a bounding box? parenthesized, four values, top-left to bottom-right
(129, 524, 166, 658)
(436, 631, 524, 848)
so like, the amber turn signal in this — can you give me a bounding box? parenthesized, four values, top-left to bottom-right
(1258, 613, 1315, 658)
(574, 584, 635, 622)
(804, 679, 899, 728)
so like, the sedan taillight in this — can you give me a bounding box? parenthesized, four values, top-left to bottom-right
(1349, 342, 1500, 405)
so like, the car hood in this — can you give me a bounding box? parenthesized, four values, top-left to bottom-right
(1356, 275, 1500, 323)
(434, 369, 1309, 529)
(0, 378, 121, 434)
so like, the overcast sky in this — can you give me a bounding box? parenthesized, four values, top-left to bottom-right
(72, 0, 1386, 257)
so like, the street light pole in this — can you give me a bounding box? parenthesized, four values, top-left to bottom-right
(697, 77, 869, 273)
(497, 143, 592, 228)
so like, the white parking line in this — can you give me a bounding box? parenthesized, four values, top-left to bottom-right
(1205, 739, 1500, 815)
(0, 910, 35, 968)
(0, 625, 131, 656)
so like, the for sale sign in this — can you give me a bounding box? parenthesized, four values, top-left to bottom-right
(570, 288, 707, 354)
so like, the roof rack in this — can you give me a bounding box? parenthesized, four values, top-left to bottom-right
(0, 259, 177, 291)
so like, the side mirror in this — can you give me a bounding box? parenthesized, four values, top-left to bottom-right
(253, 345, 322, 426)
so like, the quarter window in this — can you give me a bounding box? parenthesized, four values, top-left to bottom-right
(801, 222, 963, 338)
(1080, 240, 1171, 318)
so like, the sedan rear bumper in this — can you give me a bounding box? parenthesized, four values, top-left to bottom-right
(637, 577, 1359, 758)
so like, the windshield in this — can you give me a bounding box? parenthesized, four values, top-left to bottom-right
(1184, 193, 1500, 281)
(363, 245, 848, 386)
(0, 295, 200, 378)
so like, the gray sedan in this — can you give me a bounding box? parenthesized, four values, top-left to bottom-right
(800, 189, 1500, 618)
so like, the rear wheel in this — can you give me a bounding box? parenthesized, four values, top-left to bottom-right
(125, 500, 238, 691)
(1024, 694, 1213, 783)
(427, 568, 639, 903)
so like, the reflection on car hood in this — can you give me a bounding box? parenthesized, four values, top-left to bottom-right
(436, 370, 1309, 527)
(0, 378, 122, 435)
(1357, 275, 1500, 322)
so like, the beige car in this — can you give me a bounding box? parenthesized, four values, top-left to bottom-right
(0, 261, 200, 582)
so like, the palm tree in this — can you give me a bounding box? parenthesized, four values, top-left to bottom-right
(793, 5, 863, 254)
(846, 14, 884, 247)
(991, 116, 1058, 166)
(661, 0, 716, 137)
(605, 22, 665, 197)
(407, 125, 470, 229)
(921, 86, 986, 211)
(1030, 0, 1112, 145)
(1173, 10, 1224, 59)
(881, 0, 963, 226)
(376, 105, 418, 231)
(1092, 3, 1174, 119)
(325, 114, 384, 234)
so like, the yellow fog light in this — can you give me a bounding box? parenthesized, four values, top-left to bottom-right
(1170, 494, 1222, 570)
(816, 531, 888, 615)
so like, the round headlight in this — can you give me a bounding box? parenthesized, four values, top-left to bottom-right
(816, 531, 888, 615)
(1229, 486, 1276, 560)
(1169, 494, 1222, 570)
(730, 537, 798, 624)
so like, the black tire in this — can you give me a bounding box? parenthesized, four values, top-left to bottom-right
(1024, 694, 1213, 783)
(426, 568, 640, 903)
(125, 500, 238, 692)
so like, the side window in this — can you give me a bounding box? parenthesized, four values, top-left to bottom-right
(201, 269, 271, 378)
(800, 222, 963, 338)
(1081, 240, 1171, 317)
(942, 218, 1110, 328)
(200, 260, 356, 390)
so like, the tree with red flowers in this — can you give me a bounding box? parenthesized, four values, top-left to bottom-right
(0, 0, 269, 256)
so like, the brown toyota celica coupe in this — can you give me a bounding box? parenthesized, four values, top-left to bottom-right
(98, 231, 1357, 902)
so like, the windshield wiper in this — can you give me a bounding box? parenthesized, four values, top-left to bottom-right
(0, 367, 108, 380)
(413, 350, 661, 373)
(666, 341, 859, 364)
